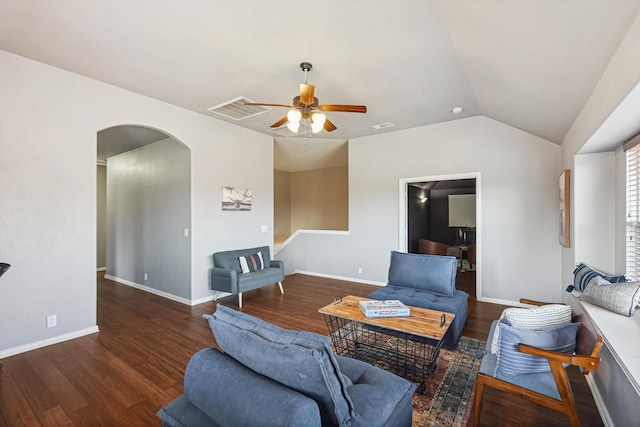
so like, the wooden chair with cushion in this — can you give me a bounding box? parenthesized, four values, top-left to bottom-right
(472, 298, 603, 427)
(418, 239, 448, 256)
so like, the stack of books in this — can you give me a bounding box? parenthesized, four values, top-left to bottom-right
(358, 300, 410, 318)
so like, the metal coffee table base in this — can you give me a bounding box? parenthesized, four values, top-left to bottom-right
(324, 315, 444, 394)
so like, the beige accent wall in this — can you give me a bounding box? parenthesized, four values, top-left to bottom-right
(291, 166, 349, 231)
(274, 166, 349, 242)
(274, 169, 291, 243)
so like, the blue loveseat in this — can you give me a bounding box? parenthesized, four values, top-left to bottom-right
(157, 305, 416, 427)
(367, 251, 468, 349)
(210, 245, 284, 307)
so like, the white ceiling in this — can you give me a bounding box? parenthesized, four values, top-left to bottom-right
(1, 0, 639, 148)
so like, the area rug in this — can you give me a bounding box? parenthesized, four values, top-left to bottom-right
(410, 336, 485, 427)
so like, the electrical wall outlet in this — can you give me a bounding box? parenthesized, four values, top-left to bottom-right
(144, 273, 148, 281)
(47, 315, 57, 328)
(358, 267, 363, 274)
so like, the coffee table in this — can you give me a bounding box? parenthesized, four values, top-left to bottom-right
(318, 295, 455, 393)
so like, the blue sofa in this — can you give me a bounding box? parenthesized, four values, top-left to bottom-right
(367, 251, 468, 349)
(157, 305, 416, 427)
(210, 245, 284, 307)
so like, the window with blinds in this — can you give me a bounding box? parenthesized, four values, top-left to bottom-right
(625, 134, 640, 281)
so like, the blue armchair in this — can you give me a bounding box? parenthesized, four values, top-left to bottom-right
(367, 251, 468, 349)
(157, 305, 417, 427)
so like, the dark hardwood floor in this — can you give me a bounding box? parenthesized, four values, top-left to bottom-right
(0, 271, 604, 426)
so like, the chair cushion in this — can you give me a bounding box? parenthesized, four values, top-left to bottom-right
(480, 320, 563, 400)
(580, 280, 640, 317)
(387, 251, 457, 297)
(490, 304, 572, 354)
(204, 305, 354, 427)
(495, 320, 579, 376)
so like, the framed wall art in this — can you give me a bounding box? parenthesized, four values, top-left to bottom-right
(222, 187, 252, 211)
(559, 169, 570, 247)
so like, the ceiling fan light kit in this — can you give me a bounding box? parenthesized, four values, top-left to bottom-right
(245, 62, 367, 135)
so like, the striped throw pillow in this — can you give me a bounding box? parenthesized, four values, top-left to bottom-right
(490, 304, 572, 354)
(495, 320, 579, 376)
(239, 252, 264, 273)
(568, 262, 626, 293)
(580, 281, 640, 317)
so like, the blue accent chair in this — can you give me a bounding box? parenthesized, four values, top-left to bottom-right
(157, 305, 416, 427)
(367, 251, 468, 349)
(473, 298, 603, 427)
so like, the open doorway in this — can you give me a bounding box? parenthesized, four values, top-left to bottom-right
(97, 125, 192, 302)
(399, 173, 480, 298)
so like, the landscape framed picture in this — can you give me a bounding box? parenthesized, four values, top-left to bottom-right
(222, 187, 252, 211)
(559, 169, 570, 247)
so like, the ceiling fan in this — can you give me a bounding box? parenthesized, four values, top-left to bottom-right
(244, 62, 367, 134)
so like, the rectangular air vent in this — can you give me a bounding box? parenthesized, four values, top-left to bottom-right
(372, 122, 395, 130)
(207, 97, 270, 120)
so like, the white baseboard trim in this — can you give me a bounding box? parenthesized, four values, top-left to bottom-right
(96, 267, 106, 272)
(191, 295, 216, 306)
(292, 270, 386, 287)
(104, 274, 195, 306)
(0, 326, 99, 359)
(104, 274, 214, 307)
(475, 296, 523, 307)
(585, 373, 613, 427)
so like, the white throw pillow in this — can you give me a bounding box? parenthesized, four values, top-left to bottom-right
(490, 304, 573, 354)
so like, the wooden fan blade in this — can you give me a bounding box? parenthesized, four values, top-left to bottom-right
(323, 118, 337, 132)
(270, 116, 289, 128)
(319, 104, 367, 113)
(243, 102, 295, 108)
(300, 84, 315, 105)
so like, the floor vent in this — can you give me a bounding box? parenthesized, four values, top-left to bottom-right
(207, 97, 270, 120)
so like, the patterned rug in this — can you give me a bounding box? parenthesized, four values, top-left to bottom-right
(411, 336, 485, 427)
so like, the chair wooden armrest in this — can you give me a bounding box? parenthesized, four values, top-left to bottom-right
(518, 343, 601, 371)
(519, 298, 563, 307)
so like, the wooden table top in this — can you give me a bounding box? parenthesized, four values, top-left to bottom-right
(318, 295, 455, 340)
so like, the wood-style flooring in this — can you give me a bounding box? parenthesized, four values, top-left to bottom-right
(0, 271, 604, 426)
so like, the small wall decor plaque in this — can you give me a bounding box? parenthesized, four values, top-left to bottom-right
(222, 187, 252, 211)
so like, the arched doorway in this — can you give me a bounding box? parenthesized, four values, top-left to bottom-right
(97, 125, 192, 301)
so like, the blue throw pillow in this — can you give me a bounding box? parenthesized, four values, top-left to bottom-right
(568, 262, 626, 293)
(495, 320, 579, 377)
(204, 305, 355, 427)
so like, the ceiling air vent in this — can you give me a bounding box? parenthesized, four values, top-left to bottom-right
(207, 97, 270, 120)
(372, 122, 395, 130)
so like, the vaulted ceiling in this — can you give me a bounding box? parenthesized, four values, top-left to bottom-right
(1, 0, 639, 146)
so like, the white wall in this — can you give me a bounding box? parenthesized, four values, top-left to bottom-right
(277, 116, 562, 304)
(574, 153, 617, 271)
(106, 138, 191, 299)
(96, 164, 107, 269)
(561, 11, 640, 283)
(0, 51, 273, 355)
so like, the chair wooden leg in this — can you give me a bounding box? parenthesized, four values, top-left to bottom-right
(238, 292, 242, 308)
(472, 375, 486, 427)
(278, 281, 284, 294)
